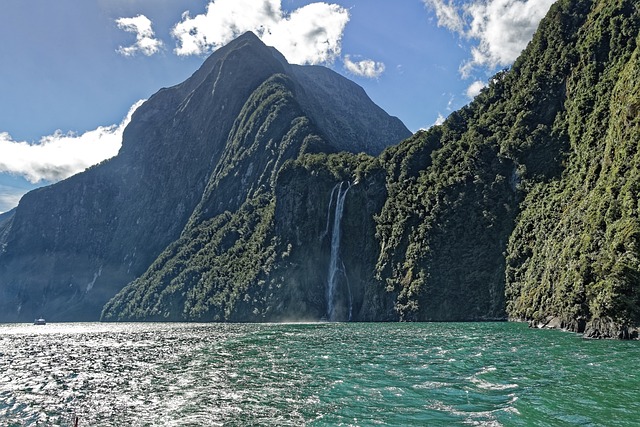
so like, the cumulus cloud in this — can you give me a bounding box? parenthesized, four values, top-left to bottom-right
(116, 15, 164, 56)
(466, 80, 486, 98)
(424, 0, 556, 76)
(172, 0, 350, 65)
(0, 100, 144, 184)
(343, 55, 385, 78)
(434, 113, 447, 126)
(428, 0, 464, 33)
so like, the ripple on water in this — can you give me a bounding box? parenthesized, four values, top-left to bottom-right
(1, 322, 639, 426)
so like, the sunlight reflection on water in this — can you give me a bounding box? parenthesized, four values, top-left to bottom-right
(0, 322, 638, 426)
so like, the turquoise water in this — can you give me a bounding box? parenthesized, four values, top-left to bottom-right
(0, 322, 638, 426)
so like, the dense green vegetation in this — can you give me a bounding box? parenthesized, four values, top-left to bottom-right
(370, 0, 640, 336)
(506, 0, 640, 334)
(102, 195, 278, 321)
(374, 0, 592, 322)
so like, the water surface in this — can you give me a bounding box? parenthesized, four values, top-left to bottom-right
(1, 322, 638, 426)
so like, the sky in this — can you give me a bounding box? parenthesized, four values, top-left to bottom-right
(0, 0, 556, 213)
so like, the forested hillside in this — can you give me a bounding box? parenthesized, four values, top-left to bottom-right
(505, 0, 640, 338)
(374, 0, 640, 337)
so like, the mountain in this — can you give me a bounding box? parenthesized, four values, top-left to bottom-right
(102, 0, 640, 338)
(369, 0, 640, 337)
(0, 32, 410, 322)
(3, 0, 638, 338)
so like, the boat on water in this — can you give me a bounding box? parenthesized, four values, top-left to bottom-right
(33, 318, 46, 325)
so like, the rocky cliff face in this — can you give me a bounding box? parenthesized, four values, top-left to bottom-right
(267, 155, 396, 322)
(0, 32, 410, 322)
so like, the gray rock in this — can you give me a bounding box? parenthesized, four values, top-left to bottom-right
(583, 317, 638, 340)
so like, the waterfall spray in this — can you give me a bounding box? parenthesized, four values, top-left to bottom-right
(326, 181, 351, 321)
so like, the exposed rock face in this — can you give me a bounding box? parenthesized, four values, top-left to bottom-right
(583, 318, 639, 340)
(268, 159, 397, 322)
(528, 316, 587, 333)
(286, 65, 407, 156)
(0, 32, 410, 322)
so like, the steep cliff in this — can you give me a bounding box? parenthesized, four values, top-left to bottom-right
(373, 0, 640, 336)
(505, 0, 640, 338)
(102, 82, 398, 322)
(0, 32, 410, 322)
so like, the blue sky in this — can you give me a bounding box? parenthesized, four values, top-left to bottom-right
(0, 0, 556, 213)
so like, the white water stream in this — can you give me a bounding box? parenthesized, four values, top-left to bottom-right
(325, 181, 351, 321)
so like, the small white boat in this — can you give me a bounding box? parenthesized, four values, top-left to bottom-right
(33, 318, 46, 325)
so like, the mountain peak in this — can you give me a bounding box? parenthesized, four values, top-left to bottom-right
(212, 31, 268, 55)
(141, 31, 277, 108)
(233, 30, 262, 44)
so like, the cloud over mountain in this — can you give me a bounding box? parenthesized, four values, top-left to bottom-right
(343, 55, 386, 78)
(172, 0, 349, 65)
(466, 80, 486, 98)
(0, 100, 143, 184)
(425, 0, 556, 76)
(114, 1, 385, 78)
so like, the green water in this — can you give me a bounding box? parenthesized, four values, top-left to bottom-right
(0, 322, 638, 426)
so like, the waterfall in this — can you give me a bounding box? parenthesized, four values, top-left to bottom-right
(341, 260, 353, 321)
(320, 184, 339, 241)
(326, 181, 351, 321)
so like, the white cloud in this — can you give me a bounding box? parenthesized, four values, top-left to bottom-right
(172, 0, 350, 65)
(424, 0, 556, 76)
(0, 100, 144, 184)
(116, 15, 163, 56)
(466, 80, 486, 98)
(434, 113, 446, 126)
(446, 94, 455, 110)
(428, 0, 464, 33)
(343, 55, 385, 78)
